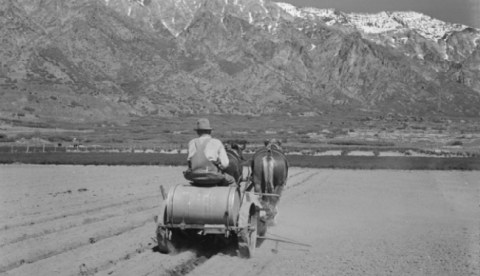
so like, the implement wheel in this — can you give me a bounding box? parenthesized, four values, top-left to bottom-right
(238, 209, 258, 258)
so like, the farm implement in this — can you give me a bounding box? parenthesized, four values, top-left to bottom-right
(155, 182, 266, 258)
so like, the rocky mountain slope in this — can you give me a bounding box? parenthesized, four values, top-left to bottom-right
(1, 0, 479, 125)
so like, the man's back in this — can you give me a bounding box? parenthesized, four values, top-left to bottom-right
(184, 118, 236, 186)
(188, 135, 229, 173)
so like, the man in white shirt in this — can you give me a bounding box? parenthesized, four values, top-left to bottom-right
(185, 118, 236, 186)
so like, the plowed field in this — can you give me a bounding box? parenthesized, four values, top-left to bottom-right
(1, 165, 479, 275)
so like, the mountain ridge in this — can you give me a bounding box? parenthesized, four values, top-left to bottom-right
(1, 0, 479, 125)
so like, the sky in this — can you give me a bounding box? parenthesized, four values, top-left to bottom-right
(281, 0, 480, 28)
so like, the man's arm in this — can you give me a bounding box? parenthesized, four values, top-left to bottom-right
(187, 140, 196, 169)
(218, 142, 229, 169)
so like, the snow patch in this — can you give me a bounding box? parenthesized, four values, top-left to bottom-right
(276, 2, 303, 18)
(275, 2, 474, 41)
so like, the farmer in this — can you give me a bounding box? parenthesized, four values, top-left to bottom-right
(184, 118, 236, 186)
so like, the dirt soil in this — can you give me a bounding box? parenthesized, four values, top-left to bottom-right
(0, 165, 479, 276)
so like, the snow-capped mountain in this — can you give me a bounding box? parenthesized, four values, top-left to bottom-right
(276, 3, 480, 58)
(1, 0, 480, 124)
(115, 0, 480, 63)
(277, 2, 471, 40)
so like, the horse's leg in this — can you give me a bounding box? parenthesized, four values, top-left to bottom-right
(264, 200, 276, 226)
(253, 177, 262, 194)
(251, 161, 262, 193)
(270, 184, 285, 224)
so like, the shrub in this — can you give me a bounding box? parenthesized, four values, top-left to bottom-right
(69, 100, 83, 108)
(328, 140, 395, 147)
(448, 140, 463, 146)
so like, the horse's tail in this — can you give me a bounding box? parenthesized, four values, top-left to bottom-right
(262, 150, 275, 193)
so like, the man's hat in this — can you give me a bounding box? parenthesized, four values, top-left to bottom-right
(194, 118, 212, 131)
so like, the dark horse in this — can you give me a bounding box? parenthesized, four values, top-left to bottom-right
(224, 142, 247, 185)
(251, 139, 288, 223)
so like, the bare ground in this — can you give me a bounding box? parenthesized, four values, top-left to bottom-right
(0, 165, 479, 276)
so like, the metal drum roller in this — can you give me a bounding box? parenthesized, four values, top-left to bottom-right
(166, 184, 241, 226)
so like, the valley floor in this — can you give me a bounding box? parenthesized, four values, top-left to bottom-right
(0, 165, 479, 275)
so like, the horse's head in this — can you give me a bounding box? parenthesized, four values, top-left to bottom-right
(226, 141, 246, 161)
(264, 138, 282, 151)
